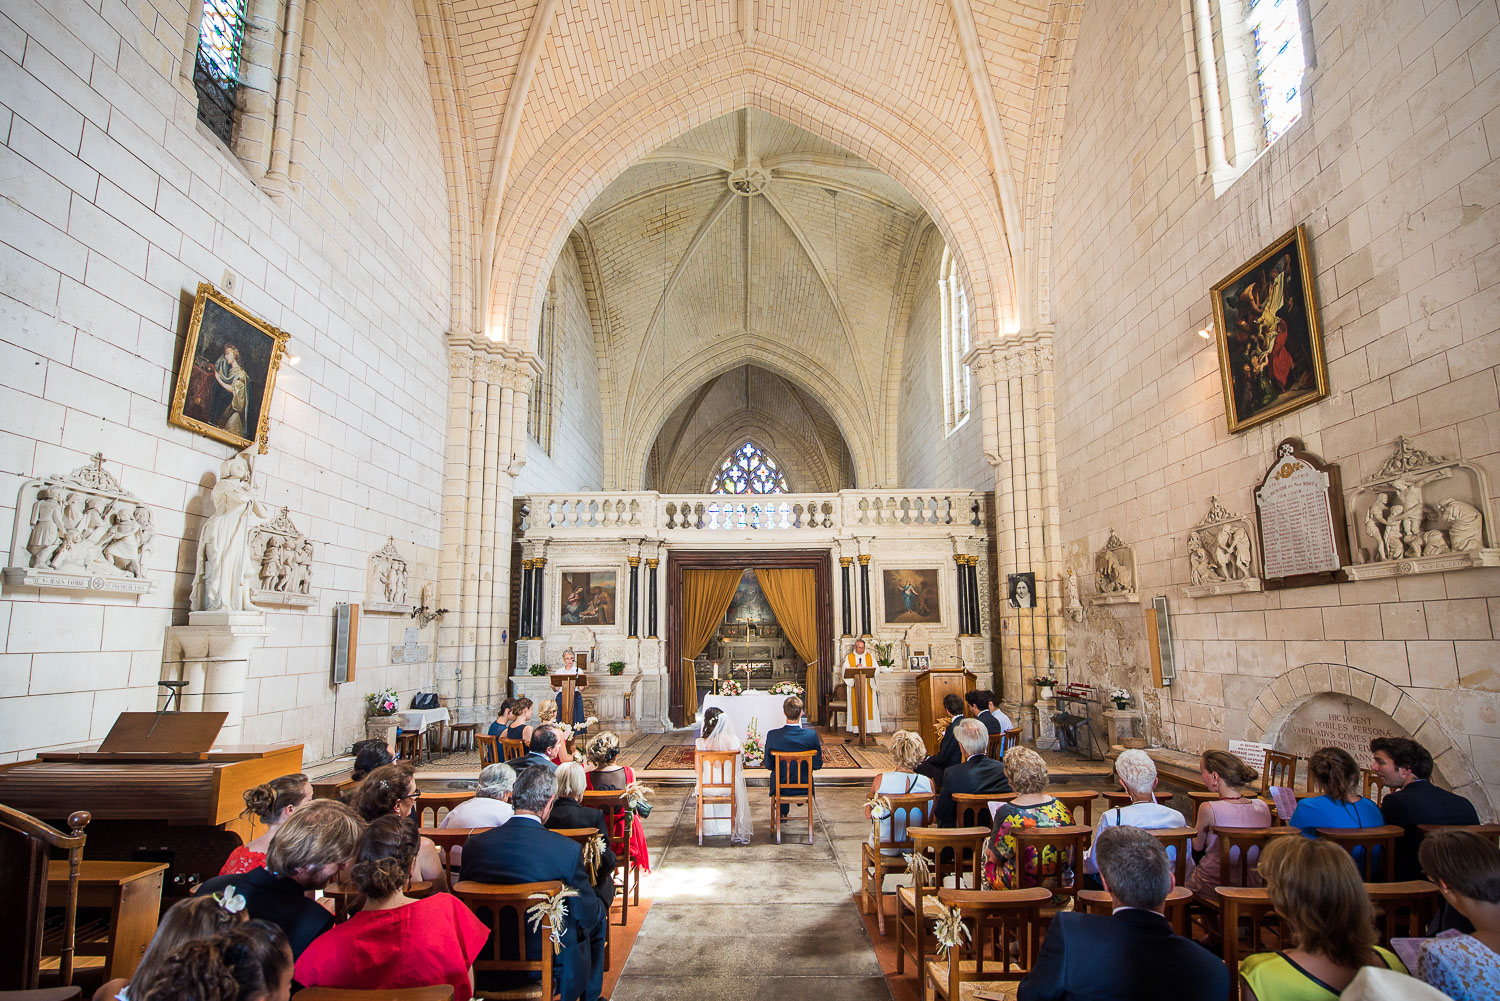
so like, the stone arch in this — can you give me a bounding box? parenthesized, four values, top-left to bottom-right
(1249, 663, 1492, 819)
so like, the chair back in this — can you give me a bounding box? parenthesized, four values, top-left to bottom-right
(1362, 768, 1386, 803)
(291, 987, 456, 999)
(909, 826, 988, 889)
(581, 788, 635, 925)
(1216, 886, 1277, 986)
(416, 790, 474, 827)
(695, 750, 739, 802)
(499, 737, 527, 761)
(1048, 790, 1098, 830)
(420, 826, 489, 881)
(451, 879, 562, 999)
(933, 887, 1052, 986)
(870, 792, 937, 855)
(1416, 823, 1500, 846)
(1213, 826, 1299, 888)
(1078, 886, 1193, 936)
(770, 749, 818, 801)
(987, 728, 1020, 760)
(950, 792, 1006, 829)
(1261, 750, 1299, 792)
(0, 804, 89, 989)
(476, 733, 500, 765)
(1366, 880, 1443, 944)
(1143, 826, 1197, 887)
(1010, 825, 1090, 901)
(548, 828, 605, 881)
(1317, 825, 1401, 882)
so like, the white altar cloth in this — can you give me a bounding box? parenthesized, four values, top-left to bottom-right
(699, 692, 790, 743)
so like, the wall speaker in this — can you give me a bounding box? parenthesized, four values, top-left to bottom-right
(1145, 595, 1176, 686)
(333, 603, 359, 684)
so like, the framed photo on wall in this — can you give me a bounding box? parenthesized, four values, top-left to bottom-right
(1210, 225, 1328, 433)
(169, 282, 290, 453)
(1007, 571, 1037, 608)
(882, 568, 941, 624)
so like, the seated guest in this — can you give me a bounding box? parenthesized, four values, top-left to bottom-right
(349, 738, 393, 782)
(966, 689, 1003, 734)
(439, 762, 516, 867)
(1289, 746, 1383, 840)
(1239, 836, 1407, 999)
(504, 697, 536, 744)
(1372, 736, 1480, 881)
(351, 762, 445, 882)
(864, 729, 933, 854)
(487, 697, 516, 737)
(934, 717, 1011, 827)
(512, 723, 565, 776)
(974, 689, 1015, 732)
(196, 799, 364, 957)
(1085, 748, 1188, 886)
(94, 892, 246, 1001)
(546, 762, 617, 907)
(221, 773, 312, 875)
(763, 696, 824, 817)
(915, 692, 968, 786)
(460, 767, 608, 1001)
(1408, 829, 1500, 1000)
(985, 746, 1073, 889)
(294, 815, 489, 1000)
(1186, 749, 1269, 903)
(1019, 826, 1228, 1001)
(138, 921, 292, 1001)
(585, 730, 651, 872)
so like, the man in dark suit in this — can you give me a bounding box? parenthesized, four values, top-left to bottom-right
(934, 717, 1012, 826)
(546, 762, 618, 908)
(763, 696, 823, 817)
(1019, 826, 1228, 1001)
(974, 689, 1016, 733)
(510, 724, 564, 778)
(1371, 736, 1480, 881)
(461, 766, 608, 1001)
(915, 692, 968, 786)
(967, 690, 1003, 735)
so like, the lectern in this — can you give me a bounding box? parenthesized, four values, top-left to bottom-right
(845, 666, 877, 747)
(915, 666, 976, 755)
(551, 673, 587, 725)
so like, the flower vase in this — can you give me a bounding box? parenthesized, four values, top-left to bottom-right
(745, 755, 763, 768)
(366, 715, 399, 747)
(1114, 700, 1130, 711)
(1037, 685, 1055, 701)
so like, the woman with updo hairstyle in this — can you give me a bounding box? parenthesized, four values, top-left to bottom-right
(1187, 748, 1272, 902)
(1288, 746, 1383, 838)
(585, 730, 651, 870)
(93, 892, 247, 1001)
(503, 696, 534, 743)
(351, 762, 444, 881)
(220, 774, 312, 875)
(138, 919, 292, 1001)
(292, 815, 489, 1001)
(348, 739, 394, 783)
(488, 697, 516, 737)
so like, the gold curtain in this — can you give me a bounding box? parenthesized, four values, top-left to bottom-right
(754, 568, 820, 716)
(680, 569, 745, 716)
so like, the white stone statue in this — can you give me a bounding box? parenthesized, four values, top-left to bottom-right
(1064, 568, 1084, 620)
(1439, 497, 1483, 551)
(1188, 533, 1219, 585)
(1363, 494, 1391, 562)
(26, 486, 65, 568)
(1216, 523, 1252, 580)
(1098, 549, 1133, 593)
(192, 448, 270, 612)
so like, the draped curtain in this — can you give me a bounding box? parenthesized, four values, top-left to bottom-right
(754, 568, 820, 715)
(679, 569, 745, 717)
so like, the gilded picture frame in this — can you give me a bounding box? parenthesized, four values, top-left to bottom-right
(169, 282, 290, 453)
(1210, 225, 1328, 434)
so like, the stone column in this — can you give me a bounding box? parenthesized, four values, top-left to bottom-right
(517, 560, 533, 639)
(965, 555, 982, 635)
(627, 556, 641, 639)
(530, 557, 546, 639)
(954, 552, 971, 636)
(857, 554, 873, 637)
(437, 347, 477, 708)
(646, 558, 659, 639)
(839, 556, 853, 637)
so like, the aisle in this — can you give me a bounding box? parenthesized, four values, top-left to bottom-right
(611, 782, 892, 1000)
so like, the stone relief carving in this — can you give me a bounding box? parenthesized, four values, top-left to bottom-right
(1093, 529, 1139, 604)
(1344, 436, 1499, 579)
(193, 448, 271, 613)
(365, 536, 412, 613)
(251, 507, 315, 608)
(4, 453, 156, 594)
(1184, 496, 1263, 597)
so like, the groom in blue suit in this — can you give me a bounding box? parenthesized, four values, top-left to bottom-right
(763, 696, 823, 817)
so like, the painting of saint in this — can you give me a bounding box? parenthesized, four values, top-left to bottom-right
(560, 570, 616, 626)
(170, 283, 289, 453)
(882, 568, 941, 624)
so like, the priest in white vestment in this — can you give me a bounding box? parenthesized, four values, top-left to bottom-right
(843, 639, 882, 734)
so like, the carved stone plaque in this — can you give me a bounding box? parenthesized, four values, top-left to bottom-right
(1255, 439, 1347, 586)
(1184, 496, 1263, 597)
(1277, 693, 1406, 762)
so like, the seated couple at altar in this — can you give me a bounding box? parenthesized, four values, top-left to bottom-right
(696, 697, 823, 843)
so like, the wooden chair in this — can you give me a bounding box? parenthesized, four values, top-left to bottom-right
(293, 986, 455, 999)
(986, 727, 1020, 761)
(1078, 886, 1194, 936)
(860, 791, 937, 934)
(416, 791, 474, 828)
(1186, 790, 1218, 825)
(827, 682, 848, 730)
(950, 792, 1013, 829)
(1366, 880, 1443, 944)
(424, 721, 447, 758)
(1317, 825, 1401, 882)
(1261, 750, 1298, 793)
(581, 790, 636, 927)
(1049, 789, 1099, 830)
(1217, 886, 1281, 988)
(499, 738, 527, 762)
(895, 826, 988, 977)
(1010, 825, 1091, 908)
(923, 887, 1052, 1001)
(0, 989, 83, 1000)
(0, 805, 89, 991)
(770, 749, 818, 845)
(476, 734, 500, 766)
(324, 879, 434, 921)
(451, 880, 561, 1001)
(695, 750, 740, 846)
(1417, 823, 1500, 845)
(448, 721, 479, 753)
(420, 827, 490, 881)
(1144, 827, 1197, 887)
(1213, 826, 1300, 893)
(1103, 790, 1177, 811)
(395, 730, 423, 765)
(1362, 768, 1386, 803)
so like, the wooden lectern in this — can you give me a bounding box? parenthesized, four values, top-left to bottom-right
(550, 673, 586, 725)
(846, 666, 877, 747)
(915, 666, 976, 755)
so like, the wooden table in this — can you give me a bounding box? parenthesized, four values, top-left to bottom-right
(47, 861, 167, 981)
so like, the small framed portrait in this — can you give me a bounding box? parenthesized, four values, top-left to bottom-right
(1007, 571, 1037, 608)
(1210, 225, 1328, 433)
(169, 283, 290, 453)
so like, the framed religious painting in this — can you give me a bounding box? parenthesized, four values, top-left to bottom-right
(882, 568, 941, 624)
(560, 570, 617, 626)
(1210, 225, 1328, 433)
(169, 282, 290, 453)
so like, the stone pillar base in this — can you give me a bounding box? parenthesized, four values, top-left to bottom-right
(1032, 697, 1059, 750)
(164, 611, 271, 743)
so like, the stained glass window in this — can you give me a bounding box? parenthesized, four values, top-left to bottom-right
(939, 247, 972, 433)
(1247, 0, 1304, 145)
(709, 441, 789, 495)
(193, 0, 248, 144)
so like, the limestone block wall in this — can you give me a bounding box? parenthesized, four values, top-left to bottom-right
(0, 0, 451, 762)
(1052, 0, 1500, 814)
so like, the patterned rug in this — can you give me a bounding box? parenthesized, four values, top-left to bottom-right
(646, 742, 860, 771)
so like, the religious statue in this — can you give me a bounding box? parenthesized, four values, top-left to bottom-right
(1215, 523, 1252, 580)
(1439, 497, 1483, 551)
(1097, 549, 1133, 593)
(1188, 533, 1220, 586)
(101, 505, 147, 577)
(192, 447, 270, 612)
(25, 487, 65, 569)
(1064, 568, 1084, 620)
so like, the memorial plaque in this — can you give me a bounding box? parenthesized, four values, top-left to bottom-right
(1255, 438, 1349, 587)
(1278, 694, 1406, 762)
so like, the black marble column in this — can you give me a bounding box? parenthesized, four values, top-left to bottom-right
(531, 558, 546, 638)
(966, 556, 982, 634)
(646, 558, 659, 638)
(839, 557, 853, 637)
(627, 557, 641, 639)
(518, 560, 533, 639)
(955, 555, 970, 636)
(857, 555, 872, 637)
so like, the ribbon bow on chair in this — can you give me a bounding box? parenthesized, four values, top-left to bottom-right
(526, 886, 581, 949)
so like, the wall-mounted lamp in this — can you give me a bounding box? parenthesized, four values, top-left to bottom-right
(1196, 322, 1215, 341)
(287, 353, 303, 365)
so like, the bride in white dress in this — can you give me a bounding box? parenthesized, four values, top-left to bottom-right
(694, 707, 753, 844)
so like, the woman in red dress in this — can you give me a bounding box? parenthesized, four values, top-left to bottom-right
(293, 815, 489, 1001)
(584, 731, 650, 872)
(219, 773, 312, 876)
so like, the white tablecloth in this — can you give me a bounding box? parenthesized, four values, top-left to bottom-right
(699, 692, 789, 743)
(400, 707, 450, 731)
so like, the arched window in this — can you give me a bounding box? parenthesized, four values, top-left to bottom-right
(193, 0, 248, 144)
(709, 441, 789, 495)
(939, 247, 972, 434)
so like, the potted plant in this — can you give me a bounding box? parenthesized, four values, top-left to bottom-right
(873, 640, 895, 669)
(743, 720, 764, 767)
(1109, 687, 1132, 710)
(1034, 675, 1058, 700)
(365, 687, 400, 744)
(529, 663, 549, 677)
(608, 660, 626, 676)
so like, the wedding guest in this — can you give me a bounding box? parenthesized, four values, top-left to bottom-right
(966, 690, 1002, 735)
(221, 774, 312, 875)
(764, 696, 823, 818)
(546, 762, 617, 907)
(488, 698, 517, 738)
(697, 706, 753, 843)
(1019, 826, 1228, 1001)
(586, 730, 651, 871)
(915, 692, 968, 786)
(1186, 749, 1269, 903)
(196, 799, 364, 957)
(439, 762, 516, 867)
(350, 763, 444, 882)
(1409, 829, 1500, 999)
(1371, 736, 1480, 880)
(138, 921, 293, 1001)
(1239, 837, 1407, 999)
(1289, 747, 1383, 852)
(973, 689, 1015, 733)
(985, 746, 1073, 890)
(934, 717, 1011, 827)
(94, 892, 247, 1001)
(349, 739, 393, 783)
(1085, 749, 1188, 886)
(293, 816, 489, 1001)
(511, 724, 564, 776)
(864, 729, 933, 854)
(504, 697, 535, 744)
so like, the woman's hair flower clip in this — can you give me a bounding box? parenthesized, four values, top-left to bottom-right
(214, 885, 248, 914)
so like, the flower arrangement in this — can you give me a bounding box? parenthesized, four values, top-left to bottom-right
(743, 720, 764, 765)
(1033, 676, 1058, 688)
(873, 640, 895, 668)
(934, 713, 958, 738)
(608, 660, 626, 676)
(1109, 687, 1132, 708)
(529, 663, 549, 676)
(719, 677, 744, 696)
(366, 688, 398, 717)
(769, 680, 803, 697)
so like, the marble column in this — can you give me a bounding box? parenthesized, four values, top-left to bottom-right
(627, 556, 641, 639)
(954, 553, 971, 636)
(965, 555, 983, 635)
(857, 554, 873, 638)
(839, 556, 854, 637)
(530, 557, 546, 639)
(517, 560, 533, 639)
(646, 558, 659, 639)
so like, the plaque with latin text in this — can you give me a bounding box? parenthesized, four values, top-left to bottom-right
(1255, 438, 1350, 588)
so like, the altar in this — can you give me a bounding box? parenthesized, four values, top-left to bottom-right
(699, 691, 790, 743)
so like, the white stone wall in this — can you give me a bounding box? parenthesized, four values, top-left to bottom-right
(1053, 0, 1500, 814)
(0, 0, 451, 762)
